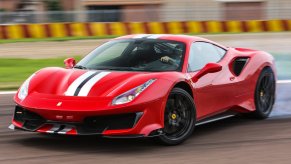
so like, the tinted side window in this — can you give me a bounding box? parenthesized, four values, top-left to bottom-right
(188, 42, 225, 72)
(214, 45, 227, 58)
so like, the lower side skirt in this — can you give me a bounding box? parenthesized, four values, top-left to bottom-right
(195, 111, 237, 126)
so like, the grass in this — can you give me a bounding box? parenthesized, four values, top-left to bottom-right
(0, 56, 82, 90)
(0, 36, 118, 44)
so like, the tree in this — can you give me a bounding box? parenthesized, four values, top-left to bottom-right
(44, 0, 65, 22)
(45, 0, 63, 11)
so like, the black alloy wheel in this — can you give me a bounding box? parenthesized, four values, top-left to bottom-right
(156, 88, 196, 145)
(253, 67, 276, 119)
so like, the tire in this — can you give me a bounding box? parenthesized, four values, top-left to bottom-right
(253, 67, 276, 119)
(155, 88, 196, 145)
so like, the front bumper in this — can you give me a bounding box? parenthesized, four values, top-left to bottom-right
(11, 98, 165, 137)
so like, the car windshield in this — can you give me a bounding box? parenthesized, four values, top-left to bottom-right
(76, 39, 186, 72)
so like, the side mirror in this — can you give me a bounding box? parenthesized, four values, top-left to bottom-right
(64, 58, 76, 69)
(192, 63, 222, 83)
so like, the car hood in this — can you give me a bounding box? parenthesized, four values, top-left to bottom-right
(26, 67, 177, 98)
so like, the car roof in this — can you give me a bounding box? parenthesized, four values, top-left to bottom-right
(116, 34, 202, 41)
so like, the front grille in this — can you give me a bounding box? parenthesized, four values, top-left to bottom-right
(82, 112, 142, 133)
(14, 106, 45, 131)
(14, 105, 143, 134)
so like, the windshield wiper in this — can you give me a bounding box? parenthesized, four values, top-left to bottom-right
(74, 65, 88, 70)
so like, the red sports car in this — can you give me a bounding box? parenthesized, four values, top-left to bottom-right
(10, 34, 276, 145)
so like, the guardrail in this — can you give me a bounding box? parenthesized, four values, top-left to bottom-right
(0, 20, 290, 39)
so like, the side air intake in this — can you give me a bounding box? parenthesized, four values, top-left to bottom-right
(233, 57, 249, 76)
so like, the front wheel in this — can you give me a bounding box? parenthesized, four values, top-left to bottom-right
(253, 67, 276, 119)
(156, 88, 196, 145)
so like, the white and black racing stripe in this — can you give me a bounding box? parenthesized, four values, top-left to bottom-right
(65, 71, 111, 96)
(133, 34, 152, 38)
(132, 34, 166, 39)
(46, 125, 73, 134)
(57, 126, 73, 135)
(65, 71, 96, 96)
(78, 72, 111, 96)
(46, 124, 61, 134)
(73, 71, 100, 96)
(146, 34, 166, 39)
(53, 125, 66, 134)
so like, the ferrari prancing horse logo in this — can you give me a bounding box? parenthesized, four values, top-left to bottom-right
(56, 102, 62, 107)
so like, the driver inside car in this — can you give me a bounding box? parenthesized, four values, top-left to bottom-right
(160, 45, 183, 67)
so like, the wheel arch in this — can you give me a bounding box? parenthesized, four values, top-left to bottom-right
(173, 81, 193, 98)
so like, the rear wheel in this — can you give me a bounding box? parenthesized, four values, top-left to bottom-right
(156, 88, 196, 145)
(253, 67, 276, 119)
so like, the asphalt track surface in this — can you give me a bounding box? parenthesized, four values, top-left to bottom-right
(0, 83, 290, 164)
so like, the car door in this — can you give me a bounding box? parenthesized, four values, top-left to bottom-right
(187, 42, 236, 119)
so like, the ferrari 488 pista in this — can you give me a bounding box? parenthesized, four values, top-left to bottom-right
(10, 34, 276, 145)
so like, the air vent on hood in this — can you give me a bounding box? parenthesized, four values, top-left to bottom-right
(233, 57, 249, 76)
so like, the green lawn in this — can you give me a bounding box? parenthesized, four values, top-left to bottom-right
(0, 36, 117, 44)
(0, 56, 81, 90)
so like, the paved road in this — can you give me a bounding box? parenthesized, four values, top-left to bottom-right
(0, 83, 290, 164)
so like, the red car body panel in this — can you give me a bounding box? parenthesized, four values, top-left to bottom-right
(12, 34, 276, 137)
